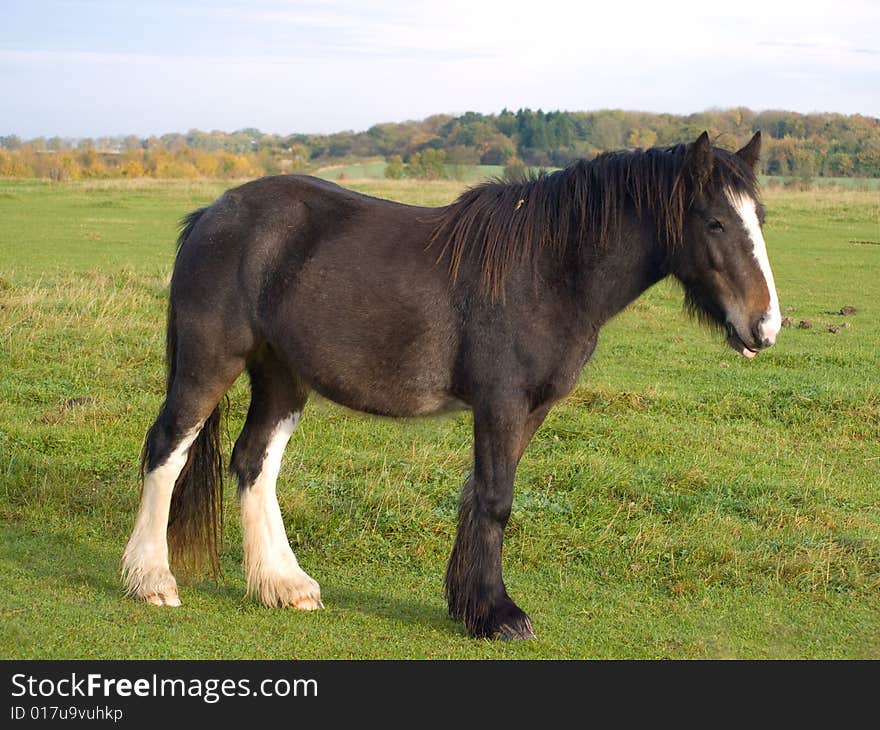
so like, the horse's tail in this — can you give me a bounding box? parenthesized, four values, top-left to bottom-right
(165, 399, 224, 577)
(141, 206, 225, 577)
(176, 207, 208, 252)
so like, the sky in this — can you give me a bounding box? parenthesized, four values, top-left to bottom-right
(2, 0, 879, 138)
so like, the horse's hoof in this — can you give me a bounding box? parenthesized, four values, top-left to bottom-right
(122, 564, 181, 607)
(463, 598, 536, 640)
(290, 595, 323, 611)
(495, 619, 536, 640)
(144, 592, 181, 607)
(249, 570, 323, 611)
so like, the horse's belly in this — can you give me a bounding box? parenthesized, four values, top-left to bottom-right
(262, 233, 462, 417)
(303, 350, 465, 418)
(270, 303, 461, 417)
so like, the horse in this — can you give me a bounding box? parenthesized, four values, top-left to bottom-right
(121, 131, 781, 640)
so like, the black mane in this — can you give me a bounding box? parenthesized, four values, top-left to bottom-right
(430, 143, 760, 299)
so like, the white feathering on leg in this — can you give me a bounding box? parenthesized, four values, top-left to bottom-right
(121, 426, 201, 606)
(240, 412, 322, 610)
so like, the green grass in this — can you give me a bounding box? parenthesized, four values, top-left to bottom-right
(314, 160, 390, 180)
(1, 178, 879, 659)
(314, 161, 537, 182)
(314, 166, 880, 188)
(761, 176, 880, 190)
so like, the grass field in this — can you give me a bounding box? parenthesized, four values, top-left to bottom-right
(311, 160, 880, 190)
(0, 177, 878, 659)
(314, 161, 511, 182)
(314, 160, 391, 180)
(760, 176, 880, 191)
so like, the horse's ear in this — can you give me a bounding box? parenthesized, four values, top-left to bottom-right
(688, 131, 714, 188)
(736, 131, 762, 170)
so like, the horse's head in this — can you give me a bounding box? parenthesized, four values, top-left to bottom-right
(673, 131, 781, 359)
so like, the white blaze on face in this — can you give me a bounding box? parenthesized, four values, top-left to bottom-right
(726, 189, 782, 346)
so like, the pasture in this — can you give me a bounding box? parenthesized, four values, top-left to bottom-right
(314, 160, 507, 182)
(313, 160, 880, 191)
(0, 177, 878, 658)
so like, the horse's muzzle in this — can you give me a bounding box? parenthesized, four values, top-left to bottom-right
(726, 321, 768, 359)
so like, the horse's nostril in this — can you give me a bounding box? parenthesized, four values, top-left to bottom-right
(751, 322, 764, 345)
(749, 317, 778, 351)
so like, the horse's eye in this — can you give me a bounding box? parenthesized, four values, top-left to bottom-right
(707, 218, 724, 233)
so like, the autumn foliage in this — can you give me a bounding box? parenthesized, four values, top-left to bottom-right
(2, 107, 880, 180)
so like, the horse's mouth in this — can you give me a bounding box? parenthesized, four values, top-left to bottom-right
(725, 323, 759, 360)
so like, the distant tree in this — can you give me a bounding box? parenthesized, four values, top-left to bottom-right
(496, 108, 517, 137)
(826, 153, 854, 177)
(59, 152, 82, 180)
(367, 124, 405, 156)
(522, 148, 552, 167)
(422, 114, 455, 134)
(85, 150, 108, 177)
(0, 149, 31, 175)
(385, 154, 404, 179)
(288, 143, 309, 171)
(326, 132, 355, 157)
(446, 145, 480, 165)
(855, 141, 880, 177)
(193, 150, 220, 177)
(591, 115, 624, 150)
(791, 146, 817, 178)
(120, 158, 145, 177)
(2, 107, 879, 181)
(406, 149, 446, 179)
(406, 151, 423, 177)
(216, 152, 259, 178)
(502, 156, 527, 182)
(479, 134, 516, 165)
(626, 128, 657, 149)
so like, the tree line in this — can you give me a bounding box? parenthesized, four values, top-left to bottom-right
(2, 107, 879, 180)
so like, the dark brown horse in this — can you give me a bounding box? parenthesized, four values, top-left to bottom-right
(122, 131, 780, 639)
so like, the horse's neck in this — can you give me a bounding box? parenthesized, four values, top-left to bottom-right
(575, 217, 667, 326)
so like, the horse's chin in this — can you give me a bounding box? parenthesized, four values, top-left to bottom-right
(726, 327, 758, 360)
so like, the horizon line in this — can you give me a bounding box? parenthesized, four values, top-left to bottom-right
(4, 105, 879, 142)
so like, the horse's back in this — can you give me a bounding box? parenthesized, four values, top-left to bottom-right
(171, 175, 462, 417)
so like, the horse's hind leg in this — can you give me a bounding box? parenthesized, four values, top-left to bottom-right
(122, 338, 245, 606)
(231, 346, 321, 610)
(122, 410, 200, 606)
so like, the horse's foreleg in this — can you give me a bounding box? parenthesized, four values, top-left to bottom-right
(445, 398, 548, 639)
